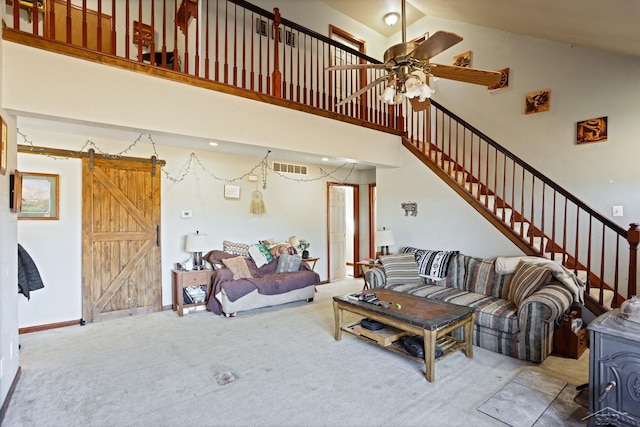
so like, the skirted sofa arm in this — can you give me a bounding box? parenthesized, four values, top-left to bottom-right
(365, 267, 387, 289)
(516, 282, 574, 362)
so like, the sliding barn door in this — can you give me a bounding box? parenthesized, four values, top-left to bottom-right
(82, 157, 161, 322)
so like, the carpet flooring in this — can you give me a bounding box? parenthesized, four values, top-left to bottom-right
(3, 277, 588, 427)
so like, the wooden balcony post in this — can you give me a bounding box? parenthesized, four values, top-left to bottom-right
(271, 8, 282, 98)
(628, 223, 639, 298)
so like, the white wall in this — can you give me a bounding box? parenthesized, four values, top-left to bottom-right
(0, 8, 20, 405)
(17, 152, 83, 327)
(377, 148, 522, 258)
(15, 129, 369, 327)
(373, 14, 640, 260)
(0, 112, 18, 406)
(2, 42, 402, 170)
(406, 15, 640, 227)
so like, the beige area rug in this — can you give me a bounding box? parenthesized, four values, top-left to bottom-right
(4, 278, 586, 427)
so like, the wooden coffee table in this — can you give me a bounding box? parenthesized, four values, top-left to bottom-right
(333, 289, 475, 382)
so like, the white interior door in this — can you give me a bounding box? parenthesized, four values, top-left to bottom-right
(330, 186, 346, 280)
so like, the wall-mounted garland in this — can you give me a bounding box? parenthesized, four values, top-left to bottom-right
(17, 130, 358, 189)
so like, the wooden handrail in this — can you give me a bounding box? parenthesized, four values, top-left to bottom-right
(406, 99, 637, 308)
(429, 100, 627, 237)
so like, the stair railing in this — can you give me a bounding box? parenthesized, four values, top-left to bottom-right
(404, 99, 637, 308)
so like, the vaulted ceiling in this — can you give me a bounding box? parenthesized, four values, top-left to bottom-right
(321, 0, 640, 58)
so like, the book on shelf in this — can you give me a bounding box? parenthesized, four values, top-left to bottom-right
(183, 288, 194, 304)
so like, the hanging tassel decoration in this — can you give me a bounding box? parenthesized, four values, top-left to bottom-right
(250, 190, 266, 214)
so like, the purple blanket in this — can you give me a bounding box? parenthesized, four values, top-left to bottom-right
(205, 253, 320, 315)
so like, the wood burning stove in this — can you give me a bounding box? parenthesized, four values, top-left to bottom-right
(588, 309, 640, 426)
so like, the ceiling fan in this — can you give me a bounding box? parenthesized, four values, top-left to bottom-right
(326, 0, 502, 111)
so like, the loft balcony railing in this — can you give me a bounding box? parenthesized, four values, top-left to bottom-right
(4, 0, 402, 132)
(5, 0, 637, 310)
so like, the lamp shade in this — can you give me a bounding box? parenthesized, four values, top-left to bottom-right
(375, 229, 395, 247)
(185, 232, 209, 253)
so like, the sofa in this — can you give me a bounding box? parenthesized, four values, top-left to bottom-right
(364, 248, 585, 362)
(204, 241, 320, 317)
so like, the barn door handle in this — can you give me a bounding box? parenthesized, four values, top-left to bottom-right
(156, 225, 160, 247)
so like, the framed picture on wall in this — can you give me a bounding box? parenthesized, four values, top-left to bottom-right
(16, 171, 60, 220)
(0, 115, 7, 176)
(224, 184, 240, 199)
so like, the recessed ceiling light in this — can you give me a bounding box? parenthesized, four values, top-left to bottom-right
(208, 141, 218, 146)
(321, 157, 329, 161)
(383, 12, 400, 26)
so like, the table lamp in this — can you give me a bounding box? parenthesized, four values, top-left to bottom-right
(375, 227, 395, 256)
(185, 231, 210, 270)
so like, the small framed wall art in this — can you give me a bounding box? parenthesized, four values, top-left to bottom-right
(224, 184, 240, 199)
(453, 51, 471, 68)
(16, 171, 60, 220)
(576, 116, 607, 145)
(524, 89, 551, 115)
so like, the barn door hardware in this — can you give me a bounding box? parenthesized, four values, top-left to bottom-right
(151, 156, 157, 177)
(88, 149, 95, 171)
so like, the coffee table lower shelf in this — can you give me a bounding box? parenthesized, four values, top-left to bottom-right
(343, 321, 468, 364)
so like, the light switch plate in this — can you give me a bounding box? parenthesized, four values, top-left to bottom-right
(612, 206, 623, 217)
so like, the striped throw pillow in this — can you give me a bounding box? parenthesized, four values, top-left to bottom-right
(414, 250, 458, 280)
(380, 254, 422, 286)
(508, 261, 552, 306)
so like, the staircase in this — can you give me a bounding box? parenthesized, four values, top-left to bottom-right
(404, 100, 638, 315)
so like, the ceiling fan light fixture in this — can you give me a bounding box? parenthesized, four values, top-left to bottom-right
(418, 83, 435, 101)
(380, 85, 396, 104)
(404, 76, 422, 98)
(383, 12, 400, 26)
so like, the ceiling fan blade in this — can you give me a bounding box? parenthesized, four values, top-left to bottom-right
(429, 64, 502, 87)
(325, 63, 389, 71)
(409, 31, 463, 60)
(336, 74, 390, 107)
(409, 97, 431, 112)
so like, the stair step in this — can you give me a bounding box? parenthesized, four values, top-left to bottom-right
(495, 207, 513, 224)
(531, 236, 549, 253)
(513, 222, 530, 237)
(589, 287, 614, 310)
(449, 169, 467, 182)
(576, 270, 588, 283)
(465, 182, 480, 195)
(543, 252, 565, 263)
(478, 194, 495, 210)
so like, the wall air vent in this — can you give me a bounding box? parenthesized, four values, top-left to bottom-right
(272, 162, 308, 175)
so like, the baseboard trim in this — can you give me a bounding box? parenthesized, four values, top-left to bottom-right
(19, 319, 83, 334)
(0, 366, 21, 425)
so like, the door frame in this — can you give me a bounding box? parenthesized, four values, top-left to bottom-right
(328, 25, 367, 119)
(326, 182, 360, 280)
